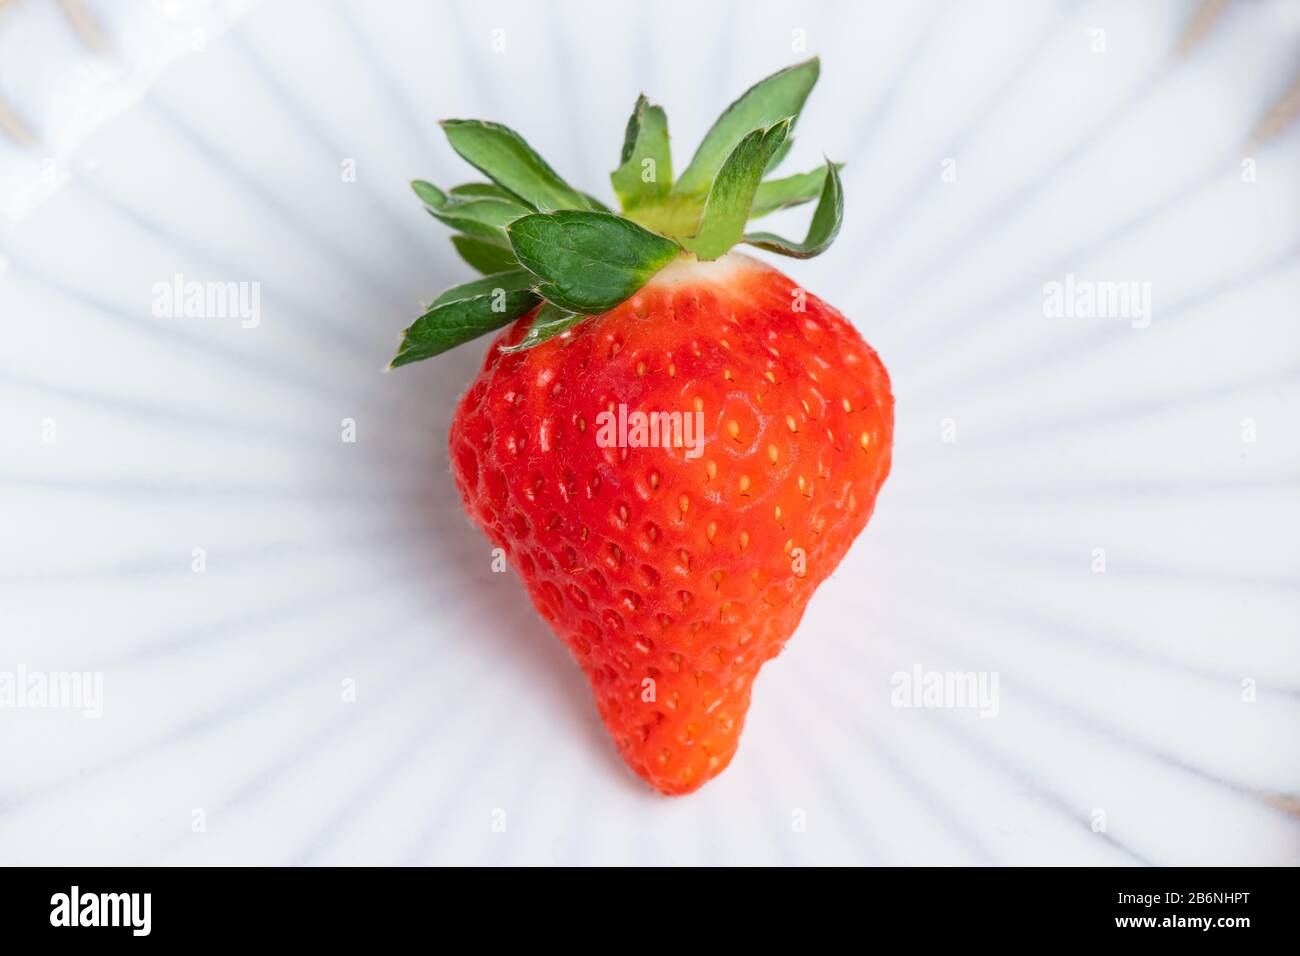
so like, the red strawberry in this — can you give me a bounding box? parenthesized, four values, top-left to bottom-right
(450, 254, 891, 793)
(393, 59, 894, 793)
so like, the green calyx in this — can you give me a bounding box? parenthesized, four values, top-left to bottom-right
(392, 57, 843, 368)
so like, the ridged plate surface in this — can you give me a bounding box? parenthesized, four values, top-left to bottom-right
(1, 0, 1297, 865)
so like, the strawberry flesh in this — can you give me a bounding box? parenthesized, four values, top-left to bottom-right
(450, 253, 893, 794)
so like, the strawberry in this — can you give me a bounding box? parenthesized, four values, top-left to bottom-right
(393, 58, 893, 794)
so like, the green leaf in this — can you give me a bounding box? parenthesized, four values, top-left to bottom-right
(764, 135, 793, 174)
(611, 94, 673, 209)
(426, 270, 530, 308)
(581, 192, 614, 213)
(449, 182, 518, 201)
(673, 58, 819, 196)
(624, 193, 706, 240)
(744, 159, 843, 259)
(440, 119, 591, 212)
(391, 270, 540, 368)
(413, 180, 531, 245)
(750, 162, 844, 219)
(412, 179, 448, 210)
(507, 210, 681, 314)
(682, 119, 791, 261)
(499, 302, 586, 353)
(451, 234, 519, 274)
(431, 196, 530, 244)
